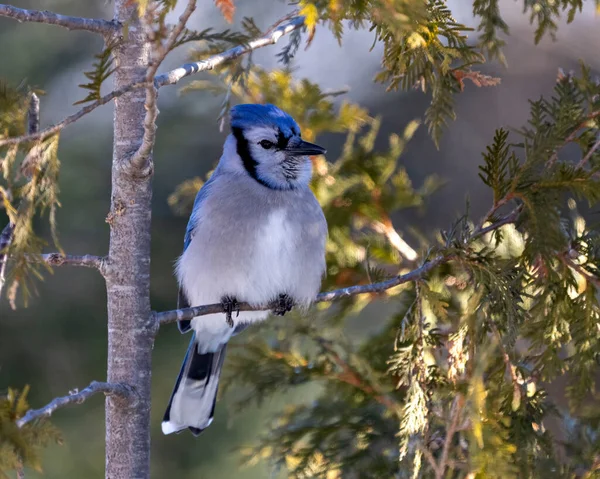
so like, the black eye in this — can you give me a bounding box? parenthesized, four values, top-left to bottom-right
(259, 140, 274, 149)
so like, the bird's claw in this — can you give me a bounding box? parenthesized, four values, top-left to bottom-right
(221, 296, 239, 328)
(272, 294, 294, 316)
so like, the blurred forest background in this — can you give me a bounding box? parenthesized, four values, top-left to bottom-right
(1, 0, 599, 478)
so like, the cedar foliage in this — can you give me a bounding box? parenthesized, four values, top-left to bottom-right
(1, 0, 600, 477)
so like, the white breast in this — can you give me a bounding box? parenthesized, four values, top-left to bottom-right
(176, 208, 311, 351)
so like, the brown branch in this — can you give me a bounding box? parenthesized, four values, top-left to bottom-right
(436, 395, 465, 479)
(0, 15, 303, 150)
(128, 0, 197, 173)
(38, 253, 106, 274)
(547, 109, 600, 166)
(316, 336, 401, 412)
(577, 134, 600, 169)
(0, 4, 120, 35)
(0, 82, 147, 148)
(560, 254, 600, 288)
(154, 15, 305, 88)
(490, 321, 521, 407)
(154, 255, 447, 326)
(16, 381, 134, 427)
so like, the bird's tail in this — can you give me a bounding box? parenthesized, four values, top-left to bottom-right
(162, 333, 227, 436)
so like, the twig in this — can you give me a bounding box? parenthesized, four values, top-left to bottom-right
(547, 110, 600, 167)
(16, 381, 134, 428)
(436, 395, 464, 479)
(371, 219, 418, 261)
(560, 254, 600, 288)
(420, 445, 441, 476)
(316, 336, 401, 412)
(38, 253, 106, 274)
(489, 321, 521, 407)
(472, 207, 521, 240)
(154, 255, 447, 326)
(0, 93, 39, 296)
(128, 0, 197, 173)
(154, 15, 305, 88)
(0, 82, 148, 147)
(577, 134, 600, 169)
(0, 4, 119, 35)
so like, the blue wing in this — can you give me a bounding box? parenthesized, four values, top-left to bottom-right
(178, 175, 216, 333)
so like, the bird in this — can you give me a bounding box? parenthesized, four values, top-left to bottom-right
(162, 103, 328, 436)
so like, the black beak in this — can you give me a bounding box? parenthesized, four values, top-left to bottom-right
(285, 140, 326, 156)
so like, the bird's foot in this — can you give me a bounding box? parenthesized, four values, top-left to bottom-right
(221, 296, 239, 328)
(272, 294, 294, 316)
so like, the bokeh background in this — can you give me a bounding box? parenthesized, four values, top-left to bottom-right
(1, 1, 599, 477)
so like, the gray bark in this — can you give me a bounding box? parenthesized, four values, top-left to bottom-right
(105, 2, 155, 478)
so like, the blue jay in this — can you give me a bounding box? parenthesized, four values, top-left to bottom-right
(162, 104, 328, 436)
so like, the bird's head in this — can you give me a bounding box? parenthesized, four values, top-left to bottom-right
(226, 103, 326, 190)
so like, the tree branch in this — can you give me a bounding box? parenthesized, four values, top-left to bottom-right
(154, 255, 447, 326)
(577, 134, 600, 169)
(0, 82, 147, 148)
(38, 253, 106, 273)
(128, 0, 197, 174)
(0, 4, 119, 35)
(0, 15, 304, 149)
(154, 15, 305, 88)
(316, 336, 401, 412)
(435, 395, 464, 479)
(16, 381, 134, 427)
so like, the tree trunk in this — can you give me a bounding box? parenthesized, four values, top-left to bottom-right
(105, 2, 154, 478)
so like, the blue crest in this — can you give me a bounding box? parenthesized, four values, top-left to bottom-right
(230, 103, 300, 137)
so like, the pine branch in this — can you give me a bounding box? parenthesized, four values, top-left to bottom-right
(0, 82, 147, 147)
(128, 0, 198, 174)
(0, 4, 120, 35)
(154, 15, 305, 88)
(16, 381, 134, 428)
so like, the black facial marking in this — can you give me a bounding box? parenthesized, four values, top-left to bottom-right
(232, 126, 275, 190)
(276, 129, 290, 149)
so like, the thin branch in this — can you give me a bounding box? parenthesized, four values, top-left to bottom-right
(39, 253, 106, 273)
(560, 254, 600, 288)
(490, 321, 521, 407)
(577, 134, 600, 169)
(316, 336, 401, 412)
(16, 381, 134, 428)
(371, 219, 418, 261)
(436, 395, 464, 479)
(547, 109, 600, 166)
(128, 0, 197, 173)
(0, 15, 304, 149)
(472, 207, 521, 240)
(154, 15, 305, 88)
(0, 82, 147, 147)
(154, 255, 447, 326)
(0, 4, 119, 35)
